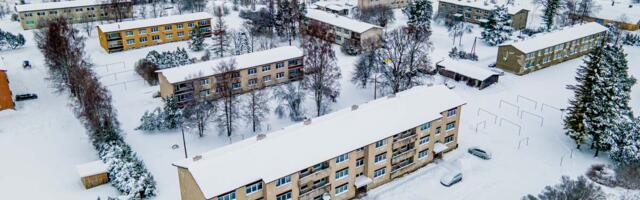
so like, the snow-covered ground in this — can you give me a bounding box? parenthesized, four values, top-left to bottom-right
(0, 0, 639, 199)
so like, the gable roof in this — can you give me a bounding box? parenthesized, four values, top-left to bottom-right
(16, 0, 128, 12)
(157, 46, 303, 84)
(172, 85, 466, 199)
(437, 59, 498, 80)
(501, 22, 608, 53)
(305, 9, 381, 33)
(97, 12, 212, 32)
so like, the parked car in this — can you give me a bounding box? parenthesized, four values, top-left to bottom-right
(15, 93, 38, 101)
(23, 60, 31, 69)
(468, 147, 492, 160)
(440, 171, 463, 187)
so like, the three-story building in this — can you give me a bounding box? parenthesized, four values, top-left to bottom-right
(303, 9, 383, 49)
(16, 0, 132, 30)
(437, 0, 529, 30)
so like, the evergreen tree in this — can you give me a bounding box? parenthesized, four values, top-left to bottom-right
(403, 0, 433, 32)
(212, 7, 230, 58)
(542, 0, 560, 30)
(480, 5, 513, 46)
(189, 25, 206, 52)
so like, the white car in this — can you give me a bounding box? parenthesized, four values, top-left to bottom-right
(440, 171, 463, 187)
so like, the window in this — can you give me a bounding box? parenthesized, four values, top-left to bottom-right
(248, 68, 257, 75)
(355, 158, 364, 167)
(177, 24, 184, 29)
(200, 79, 209, 86)
(287, 59, 298, 66)
(37, 12, 45, 16)
(335, 183, 348, 196)
(248, 78, 257, 86)
(178, 32, 184, 37)
(75, 8, 83, 12)
(375, 139, 386, 148)
(446, 122, 456, 131)
(165, 34, 173, 39)
(262, 65, 271, 72)
(232, 82, 241, 90)
(276, 72, 285, 79)
(245, 181, 262, 195)
(335, 168, 348, 180)
(418, 149, 429, 159)
(447, 109, 456, 117)
(139, 29, 147, 34)
(435, 127, 441, 135)
(164, 25, 172, 30)
(263, 75, 271, 82)
(336, 153, 349, 163)
(419, 136, 430, 145)
(151, 27, 159, 32)
(152, 35, 160, 41)
(200, 90, 210, 97)
(217, 192, 236, 200)
(126, 39, 135, 45)
(188, 22, 195, 28)
(49, 11, 58, 14)
(276, 62, 285, 68)
(374, 152, 386, 163)
(199, 19, 209, 26)
(276, 175, 291, 187)
(445, 135, 454, 143)
(26, 20, 34, 25)
(420, 122, 431, 130)
(125, 31, 133, 36)
(374, 167, 386, 178)
(276, 191, 292, 200)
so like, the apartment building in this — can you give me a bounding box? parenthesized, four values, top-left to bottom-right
(570, 3, 640, 31)
(97, 12, 212, 53)
(304, 9, 383, 49)
(357, 0, 407, 9)
(496, 22, 607, 75)
(437, 0, 529, 30)
(157, 46, 304, 105)
(313, 1, 354, 16)
(16, 0, 133, 30)
(172, 85, 466, 200)
(0, 67, 14, 111)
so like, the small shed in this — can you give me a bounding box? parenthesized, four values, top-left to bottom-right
(76, 160, 109, 189)
(436, 59, 500, 90)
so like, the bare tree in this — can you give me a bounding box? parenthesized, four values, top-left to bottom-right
(377, 27, 432, 94)
(274, 82, 306, 121)
(351, 39, 382, 90)
(105, 0, 130, 22)
(182, 100, 217, 137)
(214, 59, 240, 137)
(80, 13, 94, 36)
(242, 89, 270, 133)
(302, 35, 341, 117)
(211, 7, 230, 57)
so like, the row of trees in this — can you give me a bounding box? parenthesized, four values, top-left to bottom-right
(536, 0, 600, 30)
(35, 17, 156, 199)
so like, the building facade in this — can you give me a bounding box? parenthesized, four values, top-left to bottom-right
(569, 3, 640, 31)
(357, 0, 407, 9)
(16, 0, 133, 30)
(437, 0, 529, 30)
(172, 85, 466, 200)
(97, 12, 212, 53)
(157, 46, 304, 105)
(304, 9, 383, 49)
(313, 1, 353, 16)
(0, 67, 14, 111)
(496, 22, 607, 75)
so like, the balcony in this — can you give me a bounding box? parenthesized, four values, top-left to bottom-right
(391, 149, 415, 164)
(391, 159, 415, 175)
(299, 182, 331, 200)
(393, 134, 417, 148)
(299, 164, 330, 186)
(175, 84, 194, 93)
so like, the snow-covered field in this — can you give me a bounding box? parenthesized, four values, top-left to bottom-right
(0, 0, 639, 199)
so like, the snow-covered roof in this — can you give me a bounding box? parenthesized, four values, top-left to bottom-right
(589, 1, 640, 23)
(502, 22, 608, 53)
(16, 0, 129, 12)
(97, 12, 212, 33)
(438, 0, 529, 15)
(355, 176, 373, 188)
(0, 67, 6, 71)
(305, 9, 381, 33)
(76, 160, 108, 177)
(157, 46, 303, 84)
(172, 85, 466, 199)
(434, 143, 449, 154)
(437, 59, 498, 80)
(313, 1, 354, 11)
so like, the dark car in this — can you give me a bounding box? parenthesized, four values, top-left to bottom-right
(23, 61, 31, 68)
(15, 93, 38, 101)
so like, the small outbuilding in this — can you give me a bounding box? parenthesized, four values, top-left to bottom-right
(76, 160, 109, 189)
(436, 59, 500, 90)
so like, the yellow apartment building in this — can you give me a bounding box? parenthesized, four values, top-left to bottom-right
(16, 0, 132, 30)
(157, 46, 304, 105)
(172, 85, 466, 200)
(96, 12, 212, 53)
(569, 2, 639, 31)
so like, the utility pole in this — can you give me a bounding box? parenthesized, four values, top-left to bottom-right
(181, 127, 188, 158)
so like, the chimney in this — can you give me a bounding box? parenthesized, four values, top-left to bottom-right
(303, 118, 312, 125)
(351, 105, 359, 111)
(257, 134, 266, 141)
(193, 155, 202, 162)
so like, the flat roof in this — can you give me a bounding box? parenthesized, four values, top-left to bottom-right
(306, 9, 381, 33)
(76, 160, 108, 177)
(172, 85, 466, 199)
(313, 1, 354, 11)
(438, 59, 498, 80)
(501, 22, 608, 53)
(438, 0, 529, 15)
(157, 46, 303, 84)
(97, 12, 212, 32)
(590, 1, 640, 23)
(16, 0, 129, 12)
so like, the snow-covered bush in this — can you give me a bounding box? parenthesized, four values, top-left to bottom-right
(340, 40, 360, 56)
(523, 176, 606, 200)
(96, 139, 156, 199)
(134, 59, 159, 85)
(586, 164, 617, 187)
(0, 29, 26, 50)
(137, 96, 183, 132)
(448, 47, 478, 61)
(622, 33, 640, 46)
(616, 163, 640, 190)
(145, 48, 192, 69)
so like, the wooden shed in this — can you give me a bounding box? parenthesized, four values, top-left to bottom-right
(76, 160, 109, 189)
(436, 59, 500, 90)
(0, 67, 14, 111)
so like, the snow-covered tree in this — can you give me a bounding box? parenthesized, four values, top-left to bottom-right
(351, 42, 382, 89)
(355, 5, 395, 27)
(448, 19, 473, 47)
(274, 0, 305, 45)
(145, 48, 192, 69)
(523, 176, 606, 200)
(189, 25, 206, 52)
(242, 89, 270, 132)
(182, 100, 217, 137)
(377, 27, 431, 94)
(214, 59, 240, 137)
(136, 96, 183, 131)
(541, 0, 561, 30)
(403, 0, 433, 31)
(274, 82, 306, 121)
(302, 36, 342, 117)
(211, 7, 230, 57)
(481, 5, 513, 46)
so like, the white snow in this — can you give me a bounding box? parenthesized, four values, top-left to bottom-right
(313, 1, 355, 11)
(76, 160, 108, 177)
(355, 176, 373, 188)
(173, 85, 466, 199)
(157, 46, 303, 84)
(591, 0, 640, 23)
(503, 22, 608, 53)
(97, 12, 212, 33)
(305, 9, 382, 34)
(437, 59, 498, 80)
(438, 0, 530, 15)
(15, 0, 127, 12)
(433, 142, 449, 154)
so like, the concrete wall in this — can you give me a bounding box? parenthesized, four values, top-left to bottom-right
(18, 2, 132, 30)
(81, 172, 109, 189)
(177, 167, 207, 200)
